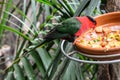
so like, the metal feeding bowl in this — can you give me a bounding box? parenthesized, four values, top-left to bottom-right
(61, 12, 120, 64)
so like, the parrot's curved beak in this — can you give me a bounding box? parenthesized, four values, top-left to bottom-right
(86, 16, 96, 25)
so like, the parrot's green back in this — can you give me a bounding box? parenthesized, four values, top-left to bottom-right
(44, 17, 81, 41)
(56, 17, 81, 34)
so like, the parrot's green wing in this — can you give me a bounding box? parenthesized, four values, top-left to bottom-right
(44, 27, 69, 40)
(56, 17, 81, 34)
(44, 17, 81, 42)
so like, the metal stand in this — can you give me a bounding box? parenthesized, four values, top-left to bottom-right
(61, 40, 120, 64)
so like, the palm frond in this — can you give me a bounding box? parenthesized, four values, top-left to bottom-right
(2, 0, 103, 80)
(0, 0, 12, 44)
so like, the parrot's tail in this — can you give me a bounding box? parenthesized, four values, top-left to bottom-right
(26, 39, 48, 53)
(33, 39, 48, 49)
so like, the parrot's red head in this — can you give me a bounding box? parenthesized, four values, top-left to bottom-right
(75, 16, 96, 36)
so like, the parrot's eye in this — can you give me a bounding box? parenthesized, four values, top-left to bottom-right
(87, 16, 96, 25)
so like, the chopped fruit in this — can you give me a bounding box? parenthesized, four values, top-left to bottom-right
(76, 25, 120, 49)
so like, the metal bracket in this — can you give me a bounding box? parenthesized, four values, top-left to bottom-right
(61, 40, 120, 64)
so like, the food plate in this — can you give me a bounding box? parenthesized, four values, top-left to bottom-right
(74, 12, 120, 55)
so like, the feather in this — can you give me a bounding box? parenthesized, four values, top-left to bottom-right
(75, 16, 96, 36)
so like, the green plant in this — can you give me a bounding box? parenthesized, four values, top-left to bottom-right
(0, 0, 103, 80)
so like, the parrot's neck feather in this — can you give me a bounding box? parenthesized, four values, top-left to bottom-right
(74, 16, 96, 36)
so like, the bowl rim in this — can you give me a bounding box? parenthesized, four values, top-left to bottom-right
(94, 11, 120, 18)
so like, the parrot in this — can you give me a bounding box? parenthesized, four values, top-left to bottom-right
(26, 16, 96, 52)
(42, 16, 96, 42)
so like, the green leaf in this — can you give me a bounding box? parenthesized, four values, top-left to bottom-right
(14, 64, 25, 80)
(31, 0, 38, 34)
(36, 48, 52, 70)
(75, 63, 84, 80)
(0, 1, 5, 20)
(11, 4, 37, 35)
(0, 0, 12, 43)
(0, 24, 31, 41)
(62, 61, 77, 80)
(30, 51, 47, 78)
(63, 0, 74, 16)
(31, 0, 36, 25)
(58, 0, 73, 17)
(52, 42, 73, 80)
(5, 71, 15, 80)
(74, 0, 90, 16)
(4, 11, 35, 35)
(21, 57, 36, 80)
(85, 0, 100, 16)
(36, 0, 53, 6)
(46, 43, 62, 80)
